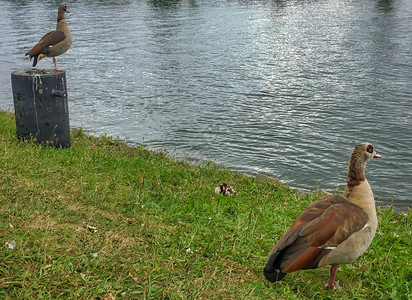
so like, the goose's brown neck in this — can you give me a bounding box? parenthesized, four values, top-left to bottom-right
(343, 154, 377, 231)
(57, 12, 65, 23)
(346, 157, 366, 187)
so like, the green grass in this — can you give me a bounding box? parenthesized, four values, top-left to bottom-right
(0, 110, 411, 299)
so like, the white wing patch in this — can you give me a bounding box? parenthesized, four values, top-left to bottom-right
(360, 223, 369, 231)
(319, 246, 336, 250)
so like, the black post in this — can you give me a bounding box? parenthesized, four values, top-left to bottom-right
(11, 70, 71, 148)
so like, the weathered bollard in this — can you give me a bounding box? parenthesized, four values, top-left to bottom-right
(11, 69, 70, 148)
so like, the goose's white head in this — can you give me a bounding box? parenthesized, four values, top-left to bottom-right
(355, 142, 382, 164)
(346, 143, 381, 187)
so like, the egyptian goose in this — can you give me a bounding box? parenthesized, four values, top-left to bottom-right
(264, 142, 381, 290)
(26, 5, 72, 72)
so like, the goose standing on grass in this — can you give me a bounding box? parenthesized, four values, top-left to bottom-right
(264, 142, 381, 290)
(26, 4, 72, 72)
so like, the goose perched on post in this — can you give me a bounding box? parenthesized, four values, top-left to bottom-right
(264, 142, 381, 290)
(26, 4, 72, 72)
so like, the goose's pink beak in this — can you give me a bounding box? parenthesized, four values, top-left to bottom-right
(374, 153, 382, 159)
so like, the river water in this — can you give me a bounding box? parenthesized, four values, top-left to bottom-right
(0, 0, 411, 209)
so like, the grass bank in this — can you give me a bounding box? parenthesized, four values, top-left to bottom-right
(0, 110, 411, 299)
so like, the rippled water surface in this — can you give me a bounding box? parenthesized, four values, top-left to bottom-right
(1, 0, 411, 209)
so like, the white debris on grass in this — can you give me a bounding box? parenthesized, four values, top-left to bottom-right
(5, 241, 16, 250)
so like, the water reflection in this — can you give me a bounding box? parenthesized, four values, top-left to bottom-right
(376, 0, 395, 12)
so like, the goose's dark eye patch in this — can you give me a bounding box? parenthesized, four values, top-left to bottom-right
(366, 144, 374, 154)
